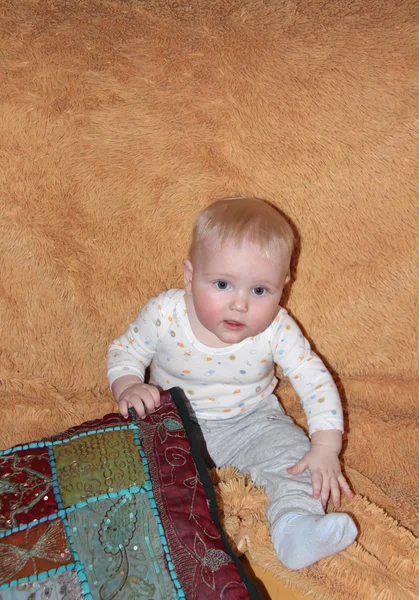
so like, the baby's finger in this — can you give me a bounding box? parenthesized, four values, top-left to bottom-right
(330, 476, 341, 508)
(145, 385, 161, 409)
(118, 398, 130, 419)
(287, 459, 307, 475)
(321, 480, 330, 509)
(338, 474, 355, 499)
(139, 389, 159, 414)
(129, 397, 147, 420)
(311, 471, 323, 500)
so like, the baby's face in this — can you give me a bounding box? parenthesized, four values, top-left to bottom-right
(184, 239, 290, 345)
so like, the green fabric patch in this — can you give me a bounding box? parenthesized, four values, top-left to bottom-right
(54, 431, 145, 507)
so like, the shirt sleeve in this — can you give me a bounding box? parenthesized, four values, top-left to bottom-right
(270, 309, 344, 436)
(106, 292, 170, 389)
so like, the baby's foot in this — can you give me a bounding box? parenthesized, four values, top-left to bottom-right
(272, 512, 358, 570)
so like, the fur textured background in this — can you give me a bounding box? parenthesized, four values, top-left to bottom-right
(1, 0, 418, 597)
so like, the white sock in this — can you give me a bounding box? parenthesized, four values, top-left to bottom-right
(271, 512, 358, 570)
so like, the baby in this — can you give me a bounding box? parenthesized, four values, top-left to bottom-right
(107, 197, 357, 570)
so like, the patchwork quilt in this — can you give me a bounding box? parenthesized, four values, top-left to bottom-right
(0, 388, 261, 599)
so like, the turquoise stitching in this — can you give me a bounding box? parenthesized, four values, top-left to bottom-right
(62, 515, 93, 599)
(0, 424, 135, 457)
(48, 445, 64, 511)
(0, 486, 146, 538)
(132, 422, 186, 599)
(0, 563, 75, 591)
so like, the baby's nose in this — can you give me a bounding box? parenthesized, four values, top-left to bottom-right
(230, 295, 248, 312)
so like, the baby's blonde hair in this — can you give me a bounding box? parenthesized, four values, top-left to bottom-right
(190, 196, 295, 265)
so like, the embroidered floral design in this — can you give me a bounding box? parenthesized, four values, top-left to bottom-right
(193, 532, 232, 589)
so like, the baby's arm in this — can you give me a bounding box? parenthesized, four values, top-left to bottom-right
(272, 311, 353, 507)
(106, 294, 165, 418)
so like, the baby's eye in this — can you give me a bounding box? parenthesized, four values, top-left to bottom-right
(215, 280, 230, 290)
(252, 286, 267, 296)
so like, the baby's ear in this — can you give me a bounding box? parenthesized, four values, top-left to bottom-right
(182, 259, 194, 293)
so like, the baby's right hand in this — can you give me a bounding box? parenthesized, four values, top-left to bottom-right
(117, 383, 161, 419)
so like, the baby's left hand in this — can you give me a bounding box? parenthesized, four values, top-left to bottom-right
(287, 443, 354, 509)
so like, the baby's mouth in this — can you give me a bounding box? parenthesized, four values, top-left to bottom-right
(223, 320, 245, 330)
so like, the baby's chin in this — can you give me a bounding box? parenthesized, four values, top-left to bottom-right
(215, 328, 252, 345)
(216, 322, 272, 344)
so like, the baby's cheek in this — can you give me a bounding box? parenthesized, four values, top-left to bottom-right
(253, 307, 277, 333)
(195, 293, 222, 326)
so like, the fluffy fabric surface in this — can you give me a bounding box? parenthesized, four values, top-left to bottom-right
(212, 467, 418, 600)
(0, 0, 418, 598)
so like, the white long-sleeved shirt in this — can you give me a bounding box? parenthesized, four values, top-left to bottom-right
(107, 289, 343, 436)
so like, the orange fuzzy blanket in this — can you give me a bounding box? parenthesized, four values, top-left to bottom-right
(1, 1, 418, 597)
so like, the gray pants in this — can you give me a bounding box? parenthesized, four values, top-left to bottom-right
(195, 395, 324, 529)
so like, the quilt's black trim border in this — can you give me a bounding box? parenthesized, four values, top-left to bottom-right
(169, 386, 263, 600)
